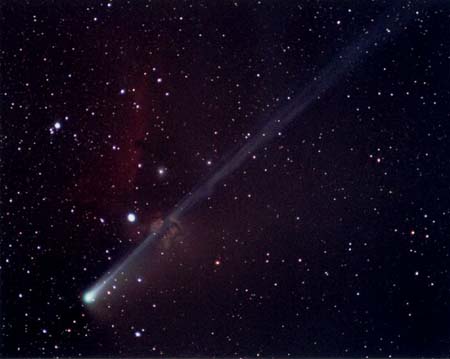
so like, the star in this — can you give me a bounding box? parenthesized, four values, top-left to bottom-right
(157, 167, 166, 176)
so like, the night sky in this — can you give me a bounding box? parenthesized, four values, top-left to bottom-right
(2, 1, 450, 357)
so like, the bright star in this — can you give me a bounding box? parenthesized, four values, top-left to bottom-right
(157, 167, 166, 176)
(127, 213, 136, 222)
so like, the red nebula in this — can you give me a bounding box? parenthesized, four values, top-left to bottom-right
(149, 215, 183, 249)
(68, 78, 154, 215)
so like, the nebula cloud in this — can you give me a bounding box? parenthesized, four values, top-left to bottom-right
(83, 4, 410, 306)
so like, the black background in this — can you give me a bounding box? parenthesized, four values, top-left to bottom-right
(2, 1, 450, 357)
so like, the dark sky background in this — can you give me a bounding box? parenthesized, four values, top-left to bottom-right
(2, 0, 450, 357)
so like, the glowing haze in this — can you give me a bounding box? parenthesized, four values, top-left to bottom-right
(83, 5, 410, 306)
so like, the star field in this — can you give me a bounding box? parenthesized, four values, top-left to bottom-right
(2, 1, 450, 357)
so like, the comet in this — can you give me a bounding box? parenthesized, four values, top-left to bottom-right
(83, 4, 411, 306)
